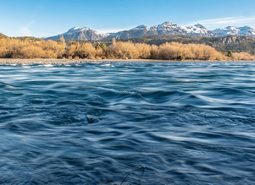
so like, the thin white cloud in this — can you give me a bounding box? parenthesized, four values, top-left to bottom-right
(189, 16, 255, 29)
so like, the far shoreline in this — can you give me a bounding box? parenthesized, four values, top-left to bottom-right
(0, 58, 254, 65)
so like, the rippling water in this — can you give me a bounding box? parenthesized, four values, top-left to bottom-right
(0, 62, 255, 185)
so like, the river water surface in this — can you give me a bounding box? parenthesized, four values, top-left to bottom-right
(0, 62, 255, 185)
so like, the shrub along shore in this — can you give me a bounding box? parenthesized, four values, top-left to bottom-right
(0, 37, 254, 62)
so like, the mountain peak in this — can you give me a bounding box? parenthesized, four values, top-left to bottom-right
(194, 24, 206, 29)
(240, 26, 252, 29)
(213, 26, 255, 36)
(47, 26, 103, 41)
(70, 26, 81, 30)
(226, 26, 238, 30)
(158, 21, 177, 28)
(132, 25, 147, 30)
(68, 27, 90, 32)
(161, 21, 173, 25)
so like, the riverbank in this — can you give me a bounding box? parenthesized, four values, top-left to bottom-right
(0, 58, 254, 65)
(0, 59, 168, 65)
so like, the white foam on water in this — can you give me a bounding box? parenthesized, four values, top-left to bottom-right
(21, 64, 31, 68)
(102, 63, 112, 67)
(43, 64, 54, 67)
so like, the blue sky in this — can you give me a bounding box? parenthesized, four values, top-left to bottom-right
(1, 0, 255, 37)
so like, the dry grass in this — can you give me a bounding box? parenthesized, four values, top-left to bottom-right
(0, 37, 254, 61)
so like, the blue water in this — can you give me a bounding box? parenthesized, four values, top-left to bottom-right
(0, 62, 255, 185)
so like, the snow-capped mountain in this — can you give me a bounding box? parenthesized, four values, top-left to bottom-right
(213, 26, 255, 37)
(108, 23, 255, 39)
(185, 24, 210, 36)
(148, 22, 187, 36)
(106, 22, 211, 40)
(108, 25, 148, 40)
(148, 22, 209, 36)
(46, 27, 105, 41)
(46, 22, 255, 41)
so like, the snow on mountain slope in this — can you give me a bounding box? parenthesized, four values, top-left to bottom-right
(46, 22, 255, 41)
(213, 26, 255, 37)
(46, 27, 105, 41)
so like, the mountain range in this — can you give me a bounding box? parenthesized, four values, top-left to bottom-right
(46, 22, 255, 41)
